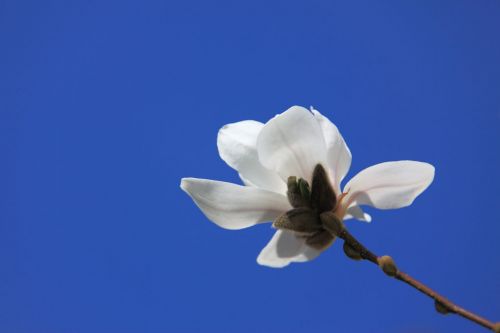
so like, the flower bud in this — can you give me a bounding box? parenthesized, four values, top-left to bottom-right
(310, 164, 336, 212)
(287, 176, 310, 208)
(434, 300, 450, 315)
(306, 230, 335, 250)
(378, 255, 398, 277)
(287, 176, 297, 188)
(298, 178, 311, 203)
(320, 211, 344, 236)
(343, 242, 363, 260)
(273, 207, 322, 236)
(493, 322, 500, 333)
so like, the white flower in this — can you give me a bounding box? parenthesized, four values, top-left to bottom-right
(180, 106, 434, 268)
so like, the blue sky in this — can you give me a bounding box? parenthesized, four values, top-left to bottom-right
(1, 0, 499, 332)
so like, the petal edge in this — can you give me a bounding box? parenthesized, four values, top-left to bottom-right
(257, 106, 328, 184)
(181, 178, 291, 230)
(343, 161, 435, 210)
(257, 230, 323, 268)
(312, 109, 352, 193)
(217, 120, 286, 193)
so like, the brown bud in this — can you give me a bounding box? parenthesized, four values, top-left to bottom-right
(287, 176, 297, 189)
(306, 230, 335, 250)
(310, 164, 336, 212)
(378, 255, 398, 277)
(287, 176, 310, 208)
(273, 207, 322, 236)
(320, 211, 344, 236)
(343, 242, 363, 260)
(493, 322, 500, 333)
(434, 300, 450, 315)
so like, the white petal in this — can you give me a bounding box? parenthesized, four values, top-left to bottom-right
(344, 205, 372, 222)
(257, 106, 328, 184)
(180, 178, 291, 230)
(343, 161, 435, 210)
(217, 120, 286, 194)
(311, 109, 352, 194)
(256, 230, 322, 268)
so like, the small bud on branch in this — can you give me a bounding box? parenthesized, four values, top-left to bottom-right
(343, 242, 363, 260)
(378, 256, 398, 277)
(435, 300, 451, 315)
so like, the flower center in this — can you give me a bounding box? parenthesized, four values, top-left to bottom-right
(271, 164, 342, 251)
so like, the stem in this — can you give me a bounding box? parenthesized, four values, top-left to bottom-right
(335, 228, 497, 331)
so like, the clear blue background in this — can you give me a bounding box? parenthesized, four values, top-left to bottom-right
(1, 1, 499, 332)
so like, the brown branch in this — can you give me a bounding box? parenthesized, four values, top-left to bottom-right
(395, 271, 495, 330)
(334, 227, 498, 332)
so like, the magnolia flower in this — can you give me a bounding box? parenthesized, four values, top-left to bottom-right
(180, 106, 434, 268)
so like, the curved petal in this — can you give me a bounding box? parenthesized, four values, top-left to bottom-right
(256, 106, 328, 184)
(311, 108, 352, 194)
(180, 178, 291, 230)
(343, 161, 435, 210)
(256, 230, 323, 268)
(217, 120, 286, 194)
(344, 205, 372, 222)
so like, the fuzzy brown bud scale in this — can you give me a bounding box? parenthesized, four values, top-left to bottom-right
(273, 207, 322, 236)
(320, 211, 344, 236)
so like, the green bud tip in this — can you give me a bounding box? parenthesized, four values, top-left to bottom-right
(378, 255, 398, 277)
(298, 178, 311, 202)
(286, 176, 310, 208)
